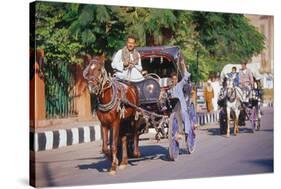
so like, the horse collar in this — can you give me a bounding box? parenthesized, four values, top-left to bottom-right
(97, 81, 118, 112)
(227, 88, 236, 103)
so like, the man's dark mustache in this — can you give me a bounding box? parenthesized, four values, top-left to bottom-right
(127, 46, 134, 52)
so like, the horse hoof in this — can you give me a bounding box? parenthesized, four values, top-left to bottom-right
(119, 164, 127, 170)
(134, 154, 141, 158)
(226, 134, 230, 138)
(108, 170, 117, 176)
(133, 152, 141, 158)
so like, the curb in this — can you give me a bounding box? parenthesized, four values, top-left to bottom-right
(30, 125, 101, 152)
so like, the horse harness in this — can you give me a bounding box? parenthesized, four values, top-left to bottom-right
(92, 68, 169, 123)
(227, 87, 236, 103)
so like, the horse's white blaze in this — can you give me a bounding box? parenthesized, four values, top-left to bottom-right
(90, 64, 96, 70)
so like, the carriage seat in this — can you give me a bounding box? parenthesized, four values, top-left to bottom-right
(117, 78, 161, 105)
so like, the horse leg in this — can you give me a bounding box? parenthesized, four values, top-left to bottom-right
(101, 126, 111, 160)
(130, 119, 140, 158)
(226, 107, 230, 137)
(233, 110, 237, 136)
(234, 110, 240, 136)
(119, 134, 128, 170)
(133, 133, 141, 158)
(108, 121, 120, 176)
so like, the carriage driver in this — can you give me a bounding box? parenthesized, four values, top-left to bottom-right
(111, 35, 144, 81)
(226, 66, 239, 87)
(239, 62, 254, 103)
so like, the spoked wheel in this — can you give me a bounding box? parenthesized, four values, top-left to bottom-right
(256, 118, 261, 131)
(187, 103, 196, 154)
(256, 106, 261, 131)
(256, 116, 261, 131)
(250, 106, 257, 133)
(186, 129, 196, 154)
(219, 108, 227, 134)
(168, 112, 180, 161)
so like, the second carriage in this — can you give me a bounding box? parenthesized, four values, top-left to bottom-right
(218, 64, 263, 135)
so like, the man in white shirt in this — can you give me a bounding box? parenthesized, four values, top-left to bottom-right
(111, 35, 144, 81)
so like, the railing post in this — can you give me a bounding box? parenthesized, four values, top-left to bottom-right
(74, 64, 93, 120)
(30, 49, 46, 128)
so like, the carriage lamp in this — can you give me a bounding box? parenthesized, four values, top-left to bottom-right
(147, 84, 154, 93)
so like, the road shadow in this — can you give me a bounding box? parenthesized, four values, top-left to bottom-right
(207, 126, 256, 136)
(242, 158, 273, 172)
(77, 145, 170, 172)
(207, 128, 221, 136)
(77, 158, 111, 173)
(37, 155, 105, 164)
(128, 145, 170, 165)
(238, 127, 256, 133)
(259, 129, 273, 132)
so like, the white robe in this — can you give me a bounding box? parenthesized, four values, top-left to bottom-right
(111, 49, 144, 81)
(169, 72, 191, 134)
(211, 80, 220, 111)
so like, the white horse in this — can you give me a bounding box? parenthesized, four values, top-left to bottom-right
(225, 78, 244, 137)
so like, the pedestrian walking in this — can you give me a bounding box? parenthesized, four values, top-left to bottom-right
(211, 76, 220, 111)
(204, 80, 214, 112)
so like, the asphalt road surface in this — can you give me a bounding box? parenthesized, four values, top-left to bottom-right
(33, 108, 273, 187)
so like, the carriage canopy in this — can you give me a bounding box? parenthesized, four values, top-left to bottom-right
(137, 46, 185, 83)
(220, 63, 264, 81)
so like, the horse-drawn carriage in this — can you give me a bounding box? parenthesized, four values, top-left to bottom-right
(218, 64, 263, 136)
(83, 46, 196, 174)
(137, 46, 196, 159)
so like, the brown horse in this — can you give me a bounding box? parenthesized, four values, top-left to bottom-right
(83, 55, 141, 175)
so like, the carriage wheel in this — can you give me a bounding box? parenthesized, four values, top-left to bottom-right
(187, 103, 196, 154)
(186, 129, 196, 154)
(256, 107, 261, 131)
(168, 112, 180, 161)
(250, 106, 257, 133)
(257, 117, 261, 131)
(219, 108, 227, 134)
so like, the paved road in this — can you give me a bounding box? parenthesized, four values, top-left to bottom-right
(33, 108, 273, 187)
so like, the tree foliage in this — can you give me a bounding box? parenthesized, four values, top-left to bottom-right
(34, 1, 265, 81)
(191, 12, 265, 75)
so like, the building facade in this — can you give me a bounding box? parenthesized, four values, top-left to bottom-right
(246, 15, 274, 74)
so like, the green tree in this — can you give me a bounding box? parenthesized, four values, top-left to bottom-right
(191, 12, 265, 71)
(35, 1, 265, 83)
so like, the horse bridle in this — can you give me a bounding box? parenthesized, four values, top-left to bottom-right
(83, 61, 121, 112)
(83, 59, 107, 96)
(88, 71, 106, 96)
(227, 87, 236, 102)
